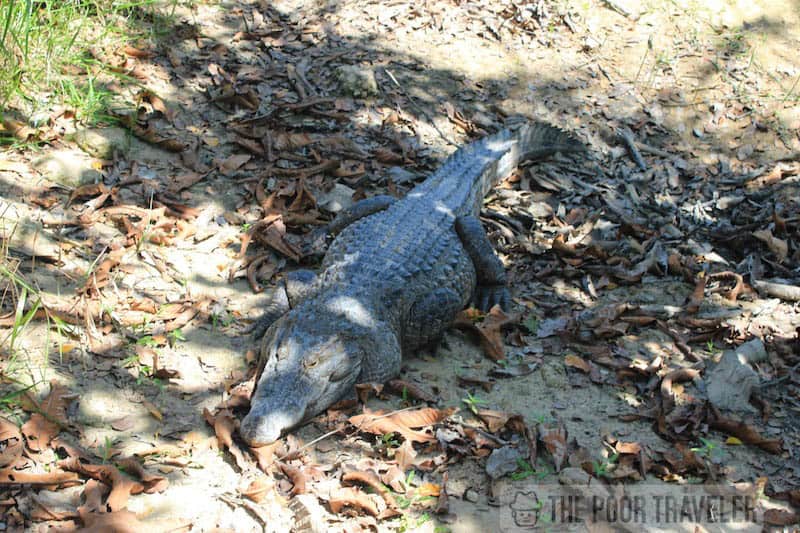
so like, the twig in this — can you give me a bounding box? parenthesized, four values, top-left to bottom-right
(286, 64, 307, 100)
(276, 404, 423, 461)
(751, 278, 800, 302)
(617, 127, 647, 170)
(382, 68, 458, 147)
(602, 0, 637, 19)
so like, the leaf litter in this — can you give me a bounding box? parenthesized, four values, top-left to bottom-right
(0, 0, 799, 530)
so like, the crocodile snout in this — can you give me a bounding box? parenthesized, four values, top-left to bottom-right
(240, 410, 297, 447)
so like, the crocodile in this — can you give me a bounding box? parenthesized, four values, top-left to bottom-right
(240, 122, 584, 446)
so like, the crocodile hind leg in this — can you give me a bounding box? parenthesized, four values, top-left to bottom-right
(250, 269, 318, 339)
(403, 287, 465, 352)
(455, 215, 511, 311)
(303, 195, 397, 257)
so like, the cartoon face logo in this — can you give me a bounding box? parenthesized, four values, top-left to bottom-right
(510, 491, 540, 528)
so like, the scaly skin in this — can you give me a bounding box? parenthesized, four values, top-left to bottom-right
(240, 122, 583, 445)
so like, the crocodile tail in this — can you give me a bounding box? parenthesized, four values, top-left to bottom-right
(516, 122, 585, 161)
(490, 122, 585, 193)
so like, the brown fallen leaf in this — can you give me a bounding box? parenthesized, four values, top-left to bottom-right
(329, 487, 379, 517)
(456, 375, 495, 392)
(240, 477, 273, 503)
(393, 439, 418, 471)
(167, 172, 207, 193)
(246, 215, 301, 262)
(613, 441, 642, 455)
(564, 354, 591, 373)
(416, 482, 441, 497)
(709, 412, 783, 454)
(115, 457, 169, 493)
(218, 153, 252, 175)
(752, 229, 788, 262)
(203, 408, 248, 470)
(343, 470, 399, 511)
(763, 509, 798, 526)
(659, 368, 701, 411)
(708, 271, 748, 301)
(539, 422, 568, 472)
(122, 45, 153, 58)
(250, 441, 282, 472)
(386, 379, 437, 403)
(21, 381, 71, 452)
(78, 503, 189, 533)
(0, 417, 23, 468)
(454, 305, 515, 361)
(0, 468, 79, 485)
(58, 457, 143, 511)
(349, 407, 456, 443)
(142, 400, 163, 422)
(278, 461, 308, 495)
(476, 409, 521, 433)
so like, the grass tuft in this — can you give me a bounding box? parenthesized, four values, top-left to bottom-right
(0, 0, 175, 126)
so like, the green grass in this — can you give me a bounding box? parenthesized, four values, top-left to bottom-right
(0, 0, 177, 129)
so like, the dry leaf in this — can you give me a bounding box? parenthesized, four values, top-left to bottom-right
(752, 229, 788, 262)
(454, 305, 515, 360)
(343, 470, 399, 510)
(21, 381, 71, 452)
(564, 354, 591, 373)
(394, 440, 418, 471)
(0, 417, 23, 468)
(240, 477, 273, 503)
(329, 487, 379, 516)
(417, 482, 441, 497)
(219, 153, 252, 175)
(387, 379, 437, 403)
(203, 408, 248, 470)
(349, 407, 455, 443)
(539, 423, 568, 472)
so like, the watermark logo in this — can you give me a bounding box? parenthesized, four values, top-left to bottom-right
(497, 483, 759, 531)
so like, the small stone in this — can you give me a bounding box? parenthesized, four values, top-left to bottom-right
(316, 183, 355, 213)
(32, 148, 102, 187)
(0, 218, 61, 259)
(74, 127, 131, 159)
(464, 488, 480, 503)
(336, 65, 379, 98)
(486, 446, 523, 480)
(707, 339, 766, 413)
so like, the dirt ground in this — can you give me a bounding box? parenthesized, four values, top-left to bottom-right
(1, 0, 799, 531)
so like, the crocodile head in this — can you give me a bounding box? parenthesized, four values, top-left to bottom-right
(240, 299, 397, 446)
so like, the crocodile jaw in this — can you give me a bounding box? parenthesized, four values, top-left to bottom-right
(239, 313, 365, 447)
(240, 407, 298, 447)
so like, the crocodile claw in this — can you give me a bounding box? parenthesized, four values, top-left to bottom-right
(475, 285, 511, 312)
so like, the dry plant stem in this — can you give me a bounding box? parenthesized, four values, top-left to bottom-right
(617, 127, 647, 170)
(275, 405, 423, 461)
(751, 278, 800, 302)
(382, 68, 458, 147)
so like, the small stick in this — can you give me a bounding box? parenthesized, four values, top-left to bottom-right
(617, 126, 647, 170)
(383, 68, 458, 147)
(275, 405, 424, 461)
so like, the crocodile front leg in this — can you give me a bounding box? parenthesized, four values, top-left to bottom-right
(455, 215, 511, 311)
(251, 269, 318, 339)
(404, 287, 465, 352)
(304, 195, 397, 257)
